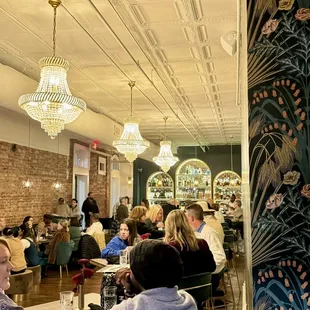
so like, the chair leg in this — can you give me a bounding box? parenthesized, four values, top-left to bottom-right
(225, 271, 236, 309)
(65, 264, 69, 277)
(59, 265, 62, 279)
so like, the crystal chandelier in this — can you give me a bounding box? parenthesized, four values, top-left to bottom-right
(153, 117, 179, 172)
(18, 0, 86, 139)
(113, 81, 150, 163)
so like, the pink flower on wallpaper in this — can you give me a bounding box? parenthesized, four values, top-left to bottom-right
(296, 8, 310, 21)
(262, 19, 279, 34)
(301, 185, 310, 198)
(266, 193, 284, 209)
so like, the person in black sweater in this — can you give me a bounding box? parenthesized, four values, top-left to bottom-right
(162, 199, 179, 221)
(129, 206, 164, 239)
(82, 192, 99, 227)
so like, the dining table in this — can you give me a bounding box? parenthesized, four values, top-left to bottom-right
(24, 293, 100, 310)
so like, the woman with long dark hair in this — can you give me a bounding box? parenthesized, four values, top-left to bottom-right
(101, 218, 137, 258)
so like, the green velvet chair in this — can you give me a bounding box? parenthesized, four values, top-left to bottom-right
(178, 272, 212, 310)
(55, 240, 74, 279)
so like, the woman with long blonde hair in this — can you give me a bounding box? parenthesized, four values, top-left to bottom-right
(145, 205, 164, 230)
(46, 219, 70, 264)
(164, 210, 215, 276)
(129, 206, 164, 239)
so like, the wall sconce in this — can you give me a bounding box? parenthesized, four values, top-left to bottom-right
(128, 177, 133, 185)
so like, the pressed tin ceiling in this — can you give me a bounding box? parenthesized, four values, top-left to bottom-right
(0, 0, 241, 148)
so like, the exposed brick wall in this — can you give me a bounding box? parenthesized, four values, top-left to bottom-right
(0, 141, 72, 226)
(89, 152, 110, 217)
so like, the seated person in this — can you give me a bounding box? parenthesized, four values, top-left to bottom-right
(2, 228, 27, 274)
(23, 216, 36, 241)
(101, 218, 137, 258)
(145, 205, 164, 231)
(140, 198, 150, 210)
(111, 197, 129, 238)
(162, 199, 178, 221)
(46, 219, 70, 264)
(19, 224, 42, 267)
(185, 204, 226, 296)
(0, 239, 26, 309)
(164, 210, 215, 276)
(68, 198, 81, 219)
(82, 213, 103, 236)
(231, 200, 244, 238)
(54, 198, 70, 217)
(43, 214, 58, 233)
(129, 206, 164, 239)
(91, 239, 197, 310)
(210, 203, 225, 224)
(197, 201, 224, 244)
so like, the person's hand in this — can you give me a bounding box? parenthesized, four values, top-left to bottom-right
(125, 246, 133, 252)
(156, 222, 164, 229)
(88, 303, 103, 310)
(115, 267, 132, 291)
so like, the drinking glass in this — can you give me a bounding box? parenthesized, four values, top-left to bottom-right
(103, 286, 117, 310)
(60, 291, 74, 310)
(119, 250, 127, 265)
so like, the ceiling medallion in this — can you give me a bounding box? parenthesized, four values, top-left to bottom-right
(153, 117, 179, 172)
(113, 81, 150, 163)
(18, 0, 86, 139)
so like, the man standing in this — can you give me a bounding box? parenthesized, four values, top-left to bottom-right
(82, 192, 99, 227)
(185, 204, 226, 297)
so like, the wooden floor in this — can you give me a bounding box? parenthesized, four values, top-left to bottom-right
(18, 256, 245, 309)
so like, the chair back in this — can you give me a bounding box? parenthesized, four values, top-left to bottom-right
(56, 241, 74, 266)
(224, 230, 234, 244)
(99, 217, 113, 230)
(221, 222, 229, 229)
(93, 231, 106, 250)
(178, 272, 212, 309)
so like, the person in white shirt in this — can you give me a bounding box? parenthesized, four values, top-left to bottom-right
(185, 203, 226, 296)
(82, 213, 103, 236)
(196, 201, 224, 244)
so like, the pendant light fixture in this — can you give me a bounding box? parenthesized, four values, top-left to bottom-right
(53, 135, 62, 190)
(18, 0, 86, 139)
(23, 118, 33, 188)
(153, 117, 179, 172)
(113, 81, 150, 163)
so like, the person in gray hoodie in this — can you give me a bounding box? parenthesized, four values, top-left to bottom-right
(89, 239, 197, 310)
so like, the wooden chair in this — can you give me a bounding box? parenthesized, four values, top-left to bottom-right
(178, 272, 212, 310)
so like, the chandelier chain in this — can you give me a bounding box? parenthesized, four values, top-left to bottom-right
(53, 7, 57, 56)
(128, 81, 135, 117)
(163, 116, 168, 140)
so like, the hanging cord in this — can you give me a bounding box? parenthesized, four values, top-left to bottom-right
(28, 118, 31, 179)
(48, 0, 61, 56)
(230, 142, 233, 171)
(163, 117, 168, 140)
(52, 7, 57, 56)
(128, 81, 135, 117)
(57, 135, 60, 183)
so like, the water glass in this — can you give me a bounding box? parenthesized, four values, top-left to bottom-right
(60, 291, 74, 310)
(119, 250, 127, 265)
(103, 286, 117, 310)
